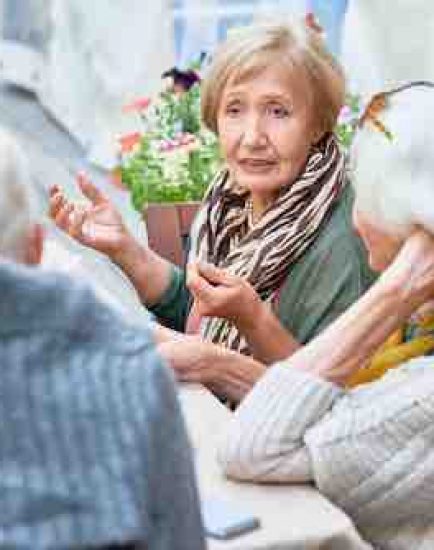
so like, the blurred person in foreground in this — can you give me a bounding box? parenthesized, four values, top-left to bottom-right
(0, 128, 204, 549)
(49, 18, 374, 404)
(217, 83, 434, 549)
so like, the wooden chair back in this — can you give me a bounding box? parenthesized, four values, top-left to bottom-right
(144, 202, 200, 266)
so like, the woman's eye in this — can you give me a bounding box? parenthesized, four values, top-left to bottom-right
(267, 104, 290, 118)
(225, 104, 242, 116)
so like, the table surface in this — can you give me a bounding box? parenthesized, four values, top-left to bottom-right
(179, 384, 372, 550)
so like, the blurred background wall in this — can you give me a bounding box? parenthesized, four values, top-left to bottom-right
(342, 0, 434, 100)
(0, 0, 174, 167)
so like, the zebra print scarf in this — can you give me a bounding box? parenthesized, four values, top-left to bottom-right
(189, 133, 346, 354)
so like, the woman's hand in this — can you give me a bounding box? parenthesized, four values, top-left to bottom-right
(187, 262, 300, 363)
(186, 262, 263, 329)
(382, 228, 434, 313)
(49, 173, 134, 262)
(50, 174, 175, 306)
(158, 336, 266, 403)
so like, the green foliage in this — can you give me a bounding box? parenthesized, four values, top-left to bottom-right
(120, 83, 221, 211)
(335, 94, 361, 151)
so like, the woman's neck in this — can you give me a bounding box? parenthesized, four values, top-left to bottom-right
(250, 193, 276, 224)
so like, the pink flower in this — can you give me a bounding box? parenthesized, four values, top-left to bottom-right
(158, 140, 175, 152)
(122, 97, 151, 113)
(338, 105, 354, 125)
(158, 133, 199, 154)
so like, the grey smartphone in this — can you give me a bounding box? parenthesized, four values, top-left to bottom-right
(201, 496, 261, 540)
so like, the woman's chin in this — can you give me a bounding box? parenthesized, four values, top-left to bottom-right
(234, 170, 286, 197)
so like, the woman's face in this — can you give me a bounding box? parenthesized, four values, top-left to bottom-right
(217, 62, 317, 215)
(352, 207, 404, 272)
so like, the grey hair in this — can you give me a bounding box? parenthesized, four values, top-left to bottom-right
(351, 84, 434, 236)
(0, 127, 39, 260)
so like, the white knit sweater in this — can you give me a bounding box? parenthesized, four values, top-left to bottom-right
(218, 357, 434, 549)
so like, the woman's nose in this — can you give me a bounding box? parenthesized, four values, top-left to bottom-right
(241, 115, 268, 148)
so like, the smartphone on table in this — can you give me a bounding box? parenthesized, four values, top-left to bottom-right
(201, 495, 261, 540)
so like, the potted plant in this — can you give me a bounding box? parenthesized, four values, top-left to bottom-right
(117, 71, 221, 264)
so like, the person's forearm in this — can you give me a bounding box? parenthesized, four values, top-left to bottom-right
(158, 338, 267, 404)
(238, 305, 300, 364)
(206, 349, 267, 404)
(111, 238, 174, 306)
(284, 271, 418, 385)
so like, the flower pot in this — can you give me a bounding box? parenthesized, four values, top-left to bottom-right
(143, 202, 200, 267)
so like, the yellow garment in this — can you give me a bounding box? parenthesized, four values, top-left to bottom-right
(347, 316, 434, 387)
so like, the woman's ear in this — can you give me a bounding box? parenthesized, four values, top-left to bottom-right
(24, 223, 44, 265)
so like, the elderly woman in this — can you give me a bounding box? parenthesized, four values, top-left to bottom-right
(217, 83, 434, 548)
(49, 19, 374, 401)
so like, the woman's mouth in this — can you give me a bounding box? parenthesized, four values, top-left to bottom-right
(238, 159, 277, 173)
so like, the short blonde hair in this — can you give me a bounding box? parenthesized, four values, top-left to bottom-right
(351, 84, 434, 236)
(201, 18, 345, 137)
(0, 127, 38, 260)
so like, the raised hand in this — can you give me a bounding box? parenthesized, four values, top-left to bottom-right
(49, 173, 133, 260)
(384, 228, 434, 312)
(186, 262, 263, 329)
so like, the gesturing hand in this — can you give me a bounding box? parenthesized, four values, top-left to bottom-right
(385, 228, 434, 311)
(49, 173, 132, 260)
(186, 262, 263, 329)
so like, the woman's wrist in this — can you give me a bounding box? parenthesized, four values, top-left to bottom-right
(379, 229, 434, 314)
(378, 263, 428, 320)
(110, 235, 146, 270)
(111, 237, 174, 307)
(235, 295, 267, 333)
(111, 236, 149, 280)
(235, 301, 300, 364)
(206, 348, 267, 403)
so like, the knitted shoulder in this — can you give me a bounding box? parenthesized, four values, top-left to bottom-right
(0, 263, 155, 354)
